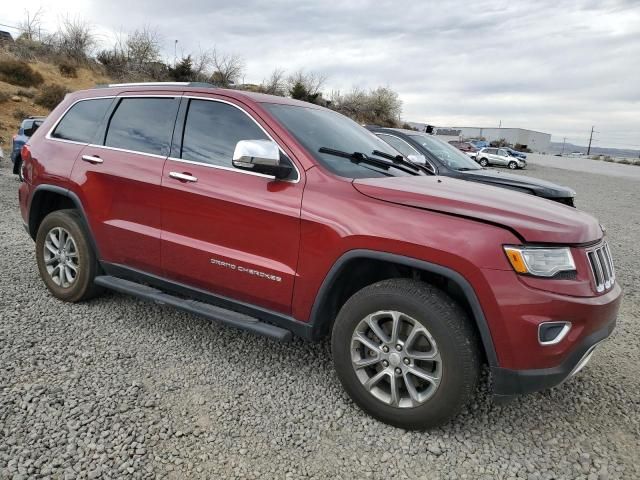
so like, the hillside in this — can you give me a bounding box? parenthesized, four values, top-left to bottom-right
(0, 60, 110, 153)
(548, 141, 639, 159)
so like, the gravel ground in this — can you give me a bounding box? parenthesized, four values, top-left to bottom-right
(1, 161, 639, 480)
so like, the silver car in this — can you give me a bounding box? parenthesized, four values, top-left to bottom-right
(476, 148, 526, 169)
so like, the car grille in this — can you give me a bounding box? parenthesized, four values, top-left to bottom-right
(586, 242, 615, 293)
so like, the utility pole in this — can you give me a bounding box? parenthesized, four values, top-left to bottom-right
(561, 137, 566, 156)
(174, 40, 178, 67)
(587, 126, 595, 155)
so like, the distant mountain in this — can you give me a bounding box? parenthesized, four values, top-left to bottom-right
(549, 141, 639, 158)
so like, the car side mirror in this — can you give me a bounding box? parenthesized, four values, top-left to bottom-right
(407, 154, 427, 165)
(232, 139, 292, 179)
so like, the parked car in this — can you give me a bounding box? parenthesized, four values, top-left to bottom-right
(476, 147, 526, 169)
(470, 139, 489, 149)
(368, 127, 575, 206)
(11, 116, 46, 180)
(448, 141, 477, 153)
(19, 83, 620, 429)
(504, 147, 527, 160)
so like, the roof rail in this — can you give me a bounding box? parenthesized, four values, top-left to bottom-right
(95, 81, 216, 88)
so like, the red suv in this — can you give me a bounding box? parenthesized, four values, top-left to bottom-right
(18, 83, 621, 429)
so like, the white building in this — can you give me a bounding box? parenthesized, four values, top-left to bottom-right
(408, 124, 552, 153)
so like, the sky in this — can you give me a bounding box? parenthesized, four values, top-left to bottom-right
(2, 0, 639, 149)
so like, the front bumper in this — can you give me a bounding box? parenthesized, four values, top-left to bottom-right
(491, 311, 616, 396)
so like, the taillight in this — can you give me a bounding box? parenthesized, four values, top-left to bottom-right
(20, 145, 32, 182)
(21, 144, 31, 162)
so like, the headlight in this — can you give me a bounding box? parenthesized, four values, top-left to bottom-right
(503, 246, 575, 277)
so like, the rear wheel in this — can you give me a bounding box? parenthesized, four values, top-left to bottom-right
(508, 161, 517, 169)
(331, 279, 480, 430)
(479, 158, 488, 167)
(35, 209, 103, 302)
(14, 158, 24, 181)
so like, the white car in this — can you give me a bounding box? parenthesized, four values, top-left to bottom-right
(476, 148, 527, 169)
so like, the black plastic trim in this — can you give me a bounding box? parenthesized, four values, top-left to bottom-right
(492, 317, 616, 396)
(308, 249, 498, 365)
(28, 184, 100, 257)
(95, 275, 292, 342)
(100, 262, 314, 340)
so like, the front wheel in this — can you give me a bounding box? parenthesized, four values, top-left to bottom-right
(331, 279, 480, 430)
(508, 161, 517, 169)
(479, 158, 488, 167)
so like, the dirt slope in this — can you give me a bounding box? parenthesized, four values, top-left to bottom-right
(0, 60, 111, 155)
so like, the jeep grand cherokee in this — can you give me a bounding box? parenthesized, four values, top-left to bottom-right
(18, 83, 621, 429)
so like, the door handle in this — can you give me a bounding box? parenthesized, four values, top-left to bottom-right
(82, 154, 103, 164)
(169, 172, 198, 182)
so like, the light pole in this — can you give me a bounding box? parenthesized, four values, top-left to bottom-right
(174, 39, 178, 67)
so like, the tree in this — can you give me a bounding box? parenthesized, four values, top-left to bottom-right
(287, 70, 326, 104)
(259, 68, 287, 96)
(168, 56, 194, 82)
(125, 28, 161, 66)
(330, 86, 402, 126)
(210, 49, 245, 87)
(55, 17, 95, 62)
(98, 28, 163, 80)
(18, 7, 44, 41)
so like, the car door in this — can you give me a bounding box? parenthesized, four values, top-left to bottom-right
(486, 148, 499, 165)
(160, 96, 304, 314)
(497, 149, 510, 165)
(71, 95, 180, 275)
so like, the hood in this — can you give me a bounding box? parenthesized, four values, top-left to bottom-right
(461, 169, 575, 198)
(352, 176, 601, 244)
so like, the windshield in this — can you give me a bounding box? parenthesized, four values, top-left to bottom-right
(263, 103, 416, 178)
(408, 133, 482, 171)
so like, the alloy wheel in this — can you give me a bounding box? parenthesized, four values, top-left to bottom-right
(43, 227, 80, 288)
(350, 310, 442, 408)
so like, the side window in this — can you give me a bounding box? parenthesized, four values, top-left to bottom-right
(105, 98, 178, 156)
(181, 99, 268, 167)
(52, 99, 112, 143)
(376, 134, 419, 158)
(498, 149, 507, 156)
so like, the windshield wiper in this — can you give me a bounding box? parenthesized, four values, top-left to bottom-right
(456, 167, 475, 171)
(371, 150, 432, 175)
(318, 147, 420, 176)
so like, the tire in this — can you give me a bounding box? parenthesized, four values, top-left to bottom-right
(479, 158, 488, 167)
(35, 209, 103, 302)
(331, 278, 480, 430)
(14, 158, 24, 182)
(508, 161, 517, 170)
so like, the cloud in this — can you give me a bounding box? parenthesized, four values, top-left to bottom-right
(7, 0, 640, 148)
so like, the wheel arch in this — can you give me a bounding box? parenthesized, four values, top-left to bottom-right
(308, 249, 498, 366)
(28, 185, 100, 257)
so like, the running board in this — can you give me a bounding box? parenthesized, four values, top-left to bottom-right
(94, 275, 292, 342)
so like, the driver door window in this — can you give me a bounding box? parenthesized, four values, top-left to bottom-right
(181, 99, 268, 167)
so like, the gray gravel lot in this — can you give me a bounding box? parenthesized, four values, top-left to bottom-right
(1, 162, 639, 479)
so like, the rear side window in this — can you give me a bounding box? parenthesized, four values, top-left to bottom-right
(181, 99, 268, 167)
(52, 99, 112, 143)
(105, 98, 178, 156)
